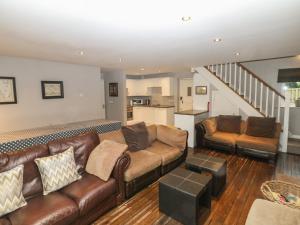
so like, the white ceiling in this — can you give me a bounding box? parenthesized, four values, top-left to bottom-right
(0, 0, 300, 75)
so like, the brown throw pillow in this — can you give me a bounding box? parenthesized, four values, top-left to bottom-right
(202, 117, 217, 136)
(217, 115, 242, 134)
(122, 122, 149, 151)
(246, 117, 276, 138)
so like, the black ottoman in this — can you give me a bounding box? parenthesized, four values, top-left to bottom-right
(159, 167, 212, 225)
(186, 152, 227, 196)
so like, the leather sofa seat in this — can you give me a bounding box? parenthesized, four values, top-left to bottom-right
(205, 132, 240, 146)
(124, 150, 161, 182)
(145, 141, 183, 165)
(60, 173, 116, 216)
(236, 134, 279, 152)
(8, 192, 78, 225)
(0, 218, 11, 225)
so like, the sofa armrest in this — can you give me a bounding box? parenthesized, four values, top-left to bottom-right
(201, 117, 217, 136)
(195, 122, 206, 147)
(111, 153, 131, 204)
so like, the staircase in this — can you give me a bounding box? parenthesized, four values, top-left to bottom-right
(194, 62, 291, 152)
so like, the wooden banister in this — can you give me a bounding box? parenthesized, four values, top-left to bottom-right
(237, 62, 285, 99)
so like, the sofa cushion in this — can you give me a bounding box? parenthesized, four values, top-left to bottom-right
(0, 165, 27, 217)
(147, 124, 157, 145)
(205, 132, 240, 146)
(217, 115, 242, 134)
(48, 131, 100, 175)
(0, 144, 49, 200)
(0, 218, 11, 225)
(145, 141, 183, 166)
(124, 150, 161, 182)
(60, 173, 116, 216)
(246, 117, 276, 138)
(122, 122, 149, 151)
(202, 117, 217, 136)
(34, 147, 81, 195)
(8, 192, 78, 225)
(86, 140, 127, 181)
(99, 130, 126, 144)
(245, 199, 300, 225)
(236, 134, 279, 153)
(156, 125, 187, 151)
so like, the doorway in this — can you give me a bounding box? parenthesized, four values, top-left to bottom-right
(179, 78, 193, 111)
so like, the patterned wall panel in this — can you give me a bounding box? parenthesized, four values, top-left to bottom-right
(0, 120, 121, 153)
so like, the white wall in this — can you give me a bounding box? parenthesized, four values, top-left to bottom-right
(242, 56, 300, 93)
(192, 72, 210, 111)
(0, 56, 105, 133)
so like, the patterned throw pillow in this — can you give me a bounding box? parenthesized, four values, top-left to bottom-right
(0, 165, 27, 217)
(35, 147, 81, 195)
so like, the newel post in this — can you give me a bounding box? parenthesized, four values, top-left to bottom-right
(281, 91, 290, 152)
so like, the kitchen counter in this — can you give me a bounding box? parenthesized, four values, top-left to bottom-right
(175, 110, 208, 115)
(132, 105, 175, 108)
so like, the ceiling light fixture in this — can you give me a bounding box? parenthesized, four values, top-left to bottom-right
(182, 16, 191, 22)
(213, 38, 222, 42)
(119, 58, 122, 62)
(80, 51, 84, 55)
(140, 68, 145, 71)
(235, 52, 240, 56)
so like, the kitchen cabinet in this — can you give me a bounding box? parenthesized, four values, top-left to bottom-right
(126, 77, 174, 96)
(132, 106, 174, 125)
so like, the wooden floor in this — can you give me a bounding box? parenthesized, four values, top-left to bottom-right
(94, 148, 300, 225)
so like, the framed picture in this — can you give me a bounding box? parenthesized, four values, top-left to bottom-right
(41, 81, 64, 99)
(0, 76, 17, 104)
(195, 86, 207, 95)
(109, 82, 118, 97)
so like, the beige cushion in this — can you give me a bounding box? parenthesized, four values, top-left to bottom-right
(202, 117, 217, 136)
(0, 165, 27, 217)
(147, 124, 157, 145)
(35, 147, 81, 195)
(205, 131, 239, 146)
(236, 134, 279, 153)
(86, 140, 128, 181)
(124, 150, 161, 182)
(245, 199, 300, 225)
(156, 125, 187, 151)
(145, 141, 183, 166)
(98, 130, 126, 144)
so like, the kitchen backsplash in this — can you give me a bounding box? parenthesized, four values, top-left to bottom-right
(127, 87, 174, 106)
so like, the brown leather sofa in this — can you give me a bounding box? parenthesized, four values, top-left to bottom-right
(99, 124, 188, 198)
(197, 116, 281, 162)
(0, 131, 130, 225)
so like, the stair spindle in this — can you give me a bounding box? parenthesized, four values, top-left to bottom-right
(229, 63, 232, 87)
(234, 63, 237, 91)
(271, 91, 275, 117)
(254, 78, 257, 107)
(266, 87, 269, 116)
(225, 63, 228, 83)
(239, 66, 242, 94)
(260, 83, 263, 111)
(277, 96, 281, 123)
(249, 75, 252, 103)
(244, 70, 247, 97)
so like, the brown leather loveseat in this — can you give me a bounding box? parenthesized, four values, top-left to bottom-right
(0, 131, 130, 225)
(198, 115, 281, 162)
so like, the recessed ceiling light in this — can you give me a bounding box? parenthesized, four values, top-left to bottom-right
(80, 51, 84, 55)
(182, 16, 191, 22)
(119, 58, 122, 62)
(140, 68, 145, 71)
(213, 38, 222, 42)
(235, 52, 240, 56)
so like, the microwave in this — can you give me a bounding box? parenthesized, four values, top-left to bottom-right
(132, 99, 144, 105)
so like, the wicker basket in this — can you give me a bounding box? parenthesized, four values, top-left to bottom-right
(261, 180, 300, 209)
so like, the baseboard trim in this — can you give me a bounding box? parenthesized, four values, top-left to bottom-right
(289, 134, 300, 139)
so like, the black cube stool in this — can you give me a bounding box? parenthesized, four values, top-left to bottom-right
(159, 167, 212, 225)
(186, 152, 227, 197)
